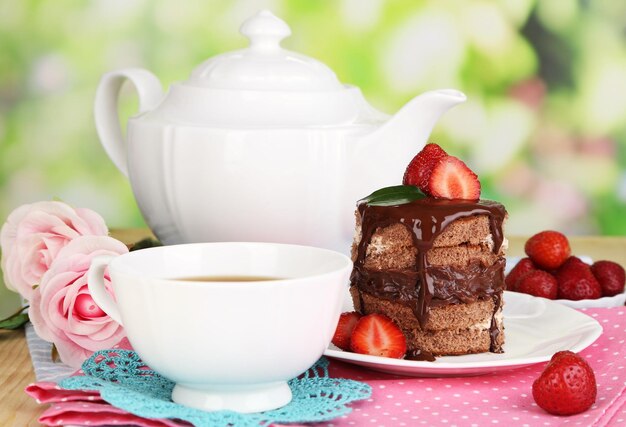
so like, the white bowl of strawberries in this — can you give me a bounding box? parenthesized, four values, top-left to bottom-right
(506, 231, 626, 308)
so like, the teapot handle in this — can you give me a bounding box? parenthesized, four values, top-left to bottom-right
(94, 68, 163, 177)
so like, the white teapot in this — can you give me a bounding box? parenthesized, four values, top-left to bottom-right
(94, 10, 466, 254)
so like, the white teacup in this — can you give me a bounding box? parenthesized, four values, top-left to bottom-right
(88, 242, 352, 413)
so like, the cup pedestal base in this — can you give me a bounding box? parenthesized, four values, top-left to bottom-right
(172, 381, 292, 413)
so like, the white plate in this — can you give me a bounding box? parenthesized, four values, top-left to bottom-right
(555, 292, 626, 308)
(323, 291, 602, 377)
(507, 256, 626, 308)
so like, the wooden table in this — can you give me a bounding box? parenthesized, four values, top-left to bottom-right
(0, 232, 624, 426)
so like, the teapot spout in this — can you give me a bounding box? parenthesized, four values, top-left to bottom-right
(391, 89, 466, 139)
(356, 89, 466, 187)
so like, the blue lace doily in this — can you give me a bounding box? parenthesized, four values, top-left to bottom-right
(60, 349, 371, 427)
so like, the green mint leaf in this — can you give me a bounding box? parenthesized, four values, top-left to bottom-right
(361, 185, 426, 206)
(0, 312, 29, 330)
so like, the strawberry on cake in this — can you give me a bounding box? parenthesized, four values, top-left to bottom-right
(349, 144, 507, 360)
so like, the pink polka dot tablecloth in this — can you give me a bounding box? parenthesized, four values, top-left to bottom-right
(325, 307, 626, 427)
(25, 308, 625, 427)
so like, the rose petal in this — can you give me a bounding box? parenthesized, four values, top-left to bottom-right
(19, 211, 78, 238)
(54, 338, 93, 369)
(29, 289, 56, 343)
(27, 234, 128, 368)
(0, 201, 110, 301)
(73, 207, 109, 236)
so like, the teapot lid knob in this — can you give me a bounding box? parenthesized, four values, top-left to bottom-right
(240, 10, 291, 51)
(157, 10, 367, 126)
(186, 9, 351, 95)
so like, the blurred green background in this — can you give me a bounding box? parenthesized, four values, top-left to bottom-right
(2, 0, 626, 315)
(1, 1, 625, 243)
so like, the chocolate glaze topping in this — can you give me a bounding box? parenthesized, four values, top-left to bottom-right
(351, 197, 507, 354)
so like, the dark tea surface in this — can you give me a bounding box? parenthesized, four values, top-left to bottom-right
(173, 276, 284, 282)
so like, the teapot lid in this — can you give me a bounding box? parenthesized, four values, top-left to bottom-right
(152, 10, 368, 127)
(186, 10, 344, 92)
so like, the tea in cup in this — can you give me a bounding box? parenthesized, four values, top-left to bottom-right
(87, 242, 352, 413)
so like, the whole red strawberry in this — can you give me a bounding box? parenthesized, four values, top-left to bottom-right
(556, 257, 602, 300)
(559, 255, 587, 269)
(532, 350, 597, 415)
(331, 311, 362, 351)
(590, 260, 626, 297)
(505, 257, 536, 291)
(525, 230, 571, 270)
(403, 143, 448, 193)
(350, 313, 407, 359)
(517, 270, 558, 299)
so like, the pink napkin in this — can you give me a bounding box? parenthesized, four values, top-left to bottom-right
(26, 338, 192, 427)
(26, 309, 626, 427)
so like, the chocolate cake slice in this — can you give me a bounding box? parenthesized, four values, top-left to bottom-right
(350, 196, 507, 360)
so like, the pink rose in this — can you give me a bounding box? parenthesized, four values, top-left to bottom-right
(29, 235, 128, 368)
(0, 201, 108, 300)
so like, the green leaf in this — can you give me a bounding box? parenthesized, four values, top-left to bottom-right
(0, 305, 29, 330)
(0, 312, 29, 330)
(129, 238, 162, 252)
(360, 185, 426, 206)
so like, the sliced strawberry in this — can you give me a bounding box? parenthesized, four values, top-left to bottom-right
(350, 313, 407, 359)
(402, 143, 448, 194)
(331, 312, 362, 351)
(427, 156, 481, 200)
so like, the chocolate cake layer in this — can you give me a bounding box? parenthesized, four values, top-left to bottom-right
(350, 197, 507, 357)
